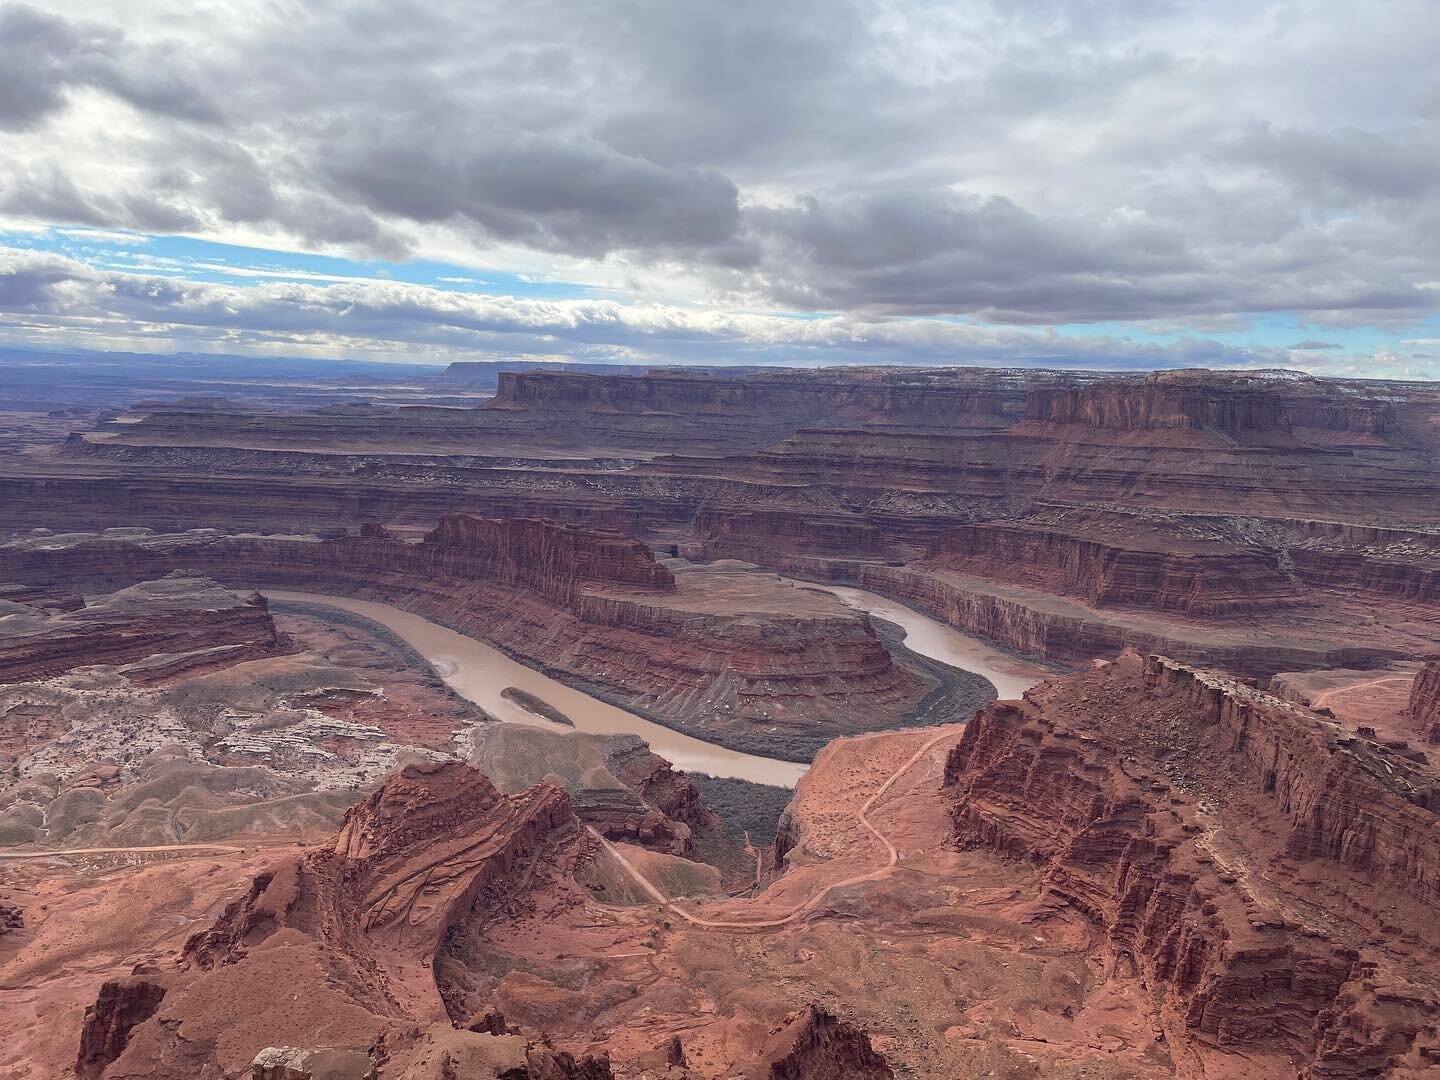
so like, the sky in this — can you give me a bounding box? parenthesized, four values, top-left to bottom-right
(1, 0, 1438, 377)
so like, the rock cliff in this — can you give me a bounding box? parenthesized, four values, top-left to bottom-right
(751, 1005, 894, 1079)
(943, 653, 1440, 1076)
(1411, 662, 1440, 744)
(107, 762, 589, 1078)
(75, 979, 169, 1079)
(0, 575, 281, 683)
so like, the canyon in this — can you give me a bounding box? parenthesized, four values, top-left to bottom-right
(2, 358, 1438, 1079)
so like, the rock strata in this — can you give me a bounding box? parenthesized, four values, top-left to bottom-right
(1411, 662, 1440, 743)
(0, 575, 281, 683)
(943, 652, 1440, 1076)
(106, 762, 590, 1077)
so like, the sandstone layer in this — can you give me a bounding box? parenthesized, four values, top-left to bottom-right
(0, 518, 951, 759)
(6, 365, 1436, 683)
(944, 651, 1440, 1077)
(0, 575, 281, 684)
(1412, 662, 1440, 744)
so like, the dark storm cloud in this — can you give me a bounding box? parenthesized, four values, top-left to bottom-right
(2, 0, 1440, 341)
(325, 132, 745, 259)
(0, 3, 219, 131)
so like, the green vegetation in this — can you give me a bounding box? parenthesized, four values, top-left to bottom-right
(690, 774, 793, 847)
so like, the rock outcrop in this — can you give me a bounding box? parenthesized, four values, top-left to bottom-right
(106, 762, 590, 1078)
(0, 574, 281, 683)
(943, 652, 1440, 1076)
(75, 978, 168, 1079)
(752, 1005, 894, 1080)
(1411, 662, 1440, 744)
(925, 516, 1305, 617)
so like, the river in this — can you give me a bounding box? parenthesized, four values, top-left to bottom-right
(261, 585, 1051, 788)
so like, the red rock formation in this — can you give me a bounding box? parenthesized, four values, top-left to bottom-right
(186, 761, 574, 977)
(1019, 368, 1405, 444)
(1410, 662, 1440, 744)
(75, 979, 168, 1079)
(110, 762, 587, 1077)
(483, 366, 1049, 437)
(0, 575, 281, 683)
(943, 654, 1440, 1076)
(752, 1005, 894, 1080)
(926, 518, 1303, 616)
(0, 521, 930, 754)
(422, 515, 675, 600)
(845, 561, 1403, 676)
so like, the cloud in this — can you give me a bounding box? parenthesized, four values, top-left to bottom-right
(0, 0, 1438, 337)
(324, 130, 746, 259)
(0, 243, 1305, 370)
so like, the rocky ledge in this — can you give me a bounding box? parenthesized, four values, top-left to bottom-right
(0, 573, 281, 683)
(943, 651, 1440, 1077)
(1411, 661, 1440, 744)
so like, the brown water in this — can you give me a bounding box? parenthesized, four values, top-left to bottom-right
(798, 583, 1052, 700)
(263, 583, 1051, 788)
(262, 590, 810, 786)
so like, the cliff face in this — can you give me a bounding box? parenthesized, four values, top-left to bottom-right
(0, 522, 929, 754)
(483, 367, 1056, 433)
(927, 521, 1303, 616)
(1023, 370, 1399, 442)
(108, 763, 587, 1078)
(846, 562, 1399, 676)
(422, 515, 675, 602)
(752, 1005, 894, 1080)
(0, 575, 280, 683)
(1411, 662, 1440, 743)
(943, 655, 1440, 1076)
(75, 979, 168, 1079)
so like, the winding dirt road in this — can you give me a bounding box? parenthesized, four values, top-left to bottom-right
(0, 843, 245, 860)
(1310, 674, 1412, 709)
(597, 725, 963, 930)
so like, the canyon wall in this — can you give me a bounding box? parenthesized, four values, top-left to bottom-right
(0, 521, 931, 755)
(841, 562, 1399, 676)
(1412, 662, 1440, 744)
(0, 576, 280, 683)
(1021, 370, 1401, 441)
(926, 520, 1304, 616)
(942, 655, 1440, 1076)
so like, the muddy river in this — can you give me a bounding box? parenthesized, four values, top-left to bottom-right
(804, 583, 1050, 701)
(262, 586, 1051, 788)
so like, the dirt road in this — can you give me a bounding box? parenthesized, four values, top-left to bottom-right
(598, 726, 962, 930)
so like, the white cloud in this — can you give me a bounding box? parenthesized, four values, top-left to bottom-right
(0, 0, 1437, 351)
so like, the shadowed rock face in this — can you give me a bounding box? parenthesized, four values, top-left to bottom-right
(943, 652, 1440, 1077)
(755, 1005, 894, 1080)
(1411, 662, 1440, 744)
(75, 979, 168, 1079)
(99, 762, 587, 1078)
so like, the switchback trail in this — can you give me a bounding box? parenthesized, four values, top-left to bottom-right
(596, 725, 963, 930)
